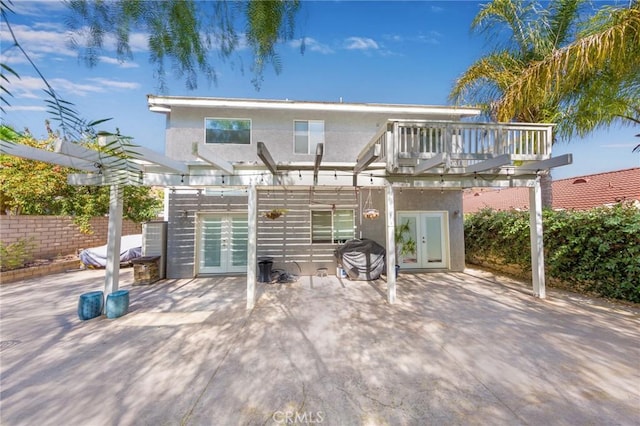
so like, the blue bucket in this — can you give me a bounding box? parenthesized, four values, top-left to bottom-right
(78, 291, 104, 320)
(106, 289, 130, 319)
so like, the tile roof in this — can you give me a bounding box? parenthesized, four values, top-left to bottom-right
(463, 167, 640, 213)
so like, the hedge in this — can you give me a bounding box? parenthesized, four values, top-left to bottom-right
(464, 204, 640, 303)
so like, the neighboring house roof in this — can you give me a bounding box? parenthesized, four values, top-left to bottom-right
(463, 167, 640, 213)
(147, 95, 482, 118)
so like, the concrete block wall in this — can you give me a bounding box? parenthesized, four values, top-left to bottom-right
(0, 216, 142, 259)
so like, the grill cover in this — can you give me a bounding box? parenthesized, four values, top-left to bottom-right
(334, 239, 386, 280)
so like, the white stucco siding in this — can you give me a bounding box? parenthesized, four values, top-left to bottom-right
(164, 106, 469, 163)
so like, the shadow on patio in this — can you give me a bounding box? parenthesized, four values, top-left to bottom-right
(1, 268, 638, 425)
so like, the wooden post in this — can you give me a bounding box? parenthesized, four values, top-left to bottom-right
(385, 185, 396, 304)
(104, 184, 123, 301)
(529, 176, 546, 298)
(247, 185, 258, 310)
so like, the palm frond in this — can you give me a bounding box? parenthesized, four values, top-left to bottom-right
(497, 3, 640, 123)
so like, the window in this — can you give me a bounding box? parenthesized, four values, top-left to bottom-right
(311, 210, 355, 244)
(205, 118, 251, 144)
(294, 120, 324, 154)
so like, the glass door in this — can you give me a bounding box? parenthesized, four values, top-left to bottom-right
(397, 212, 448, 269)
(421, 213, 447, 268)
(196, 213, 248, 274)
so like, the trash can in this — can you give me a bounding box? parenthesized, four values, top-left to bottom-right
(258, 260, 273, 283)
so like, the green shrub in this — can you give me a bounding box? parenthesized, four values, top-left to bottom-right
(465, 205, 640, 303)
(0, 237, 37, 271)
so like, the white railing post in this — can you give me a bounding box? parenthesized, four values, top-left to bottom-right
(104, 184, 123, 301)
(385, 185, 396, 304)
(529, 176, 546, 298)
(246, 185, 258, 310)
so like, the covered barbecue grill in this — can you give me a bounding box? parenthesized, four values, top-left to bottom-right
(334, 238, 386, 280)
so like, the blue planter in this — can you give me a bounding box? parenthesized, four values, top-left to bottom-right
(106, 289, 130, 319)
(78, 291, 104, 320)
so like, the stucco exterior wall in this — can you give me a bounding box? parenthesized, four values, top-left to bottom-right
(165, 106, 460, 164)
(359, 188, 465, 271)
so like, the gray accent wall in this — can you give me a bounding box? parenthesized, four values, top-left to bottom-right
(166, 192, 248, 279)
(166, 187, 464, 279)
(360, 188, 465, 271)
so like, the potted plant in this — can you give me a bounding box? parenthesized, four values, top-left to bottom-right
(262, 208, 288, 220)
(394, 220, 416, 277)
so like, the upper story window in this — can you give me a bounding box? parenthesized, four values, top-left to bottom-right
(294, 120, 324, 154)
(311, 209, 355, 244)
(205, 118, 251, 144)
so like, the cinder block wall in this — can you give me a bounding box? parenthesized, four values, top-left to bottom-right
(0, 216, 142, 259)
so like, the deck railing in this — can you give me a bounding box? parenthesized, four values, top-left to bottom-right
(362, 120, 554, 173)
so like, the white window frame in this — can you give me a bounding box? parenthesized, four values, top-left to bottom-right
(204, 117, 252, 145)
(310, 209, 355, 244)
(294, 120, 324, 154)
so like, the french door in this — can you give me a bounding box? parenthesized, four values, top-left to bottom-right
(397, 212, 448, 269)
(196, 213, 248, 274)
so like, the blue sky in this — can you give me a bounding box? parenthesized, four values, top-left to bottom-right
(2, 0, 638, 180)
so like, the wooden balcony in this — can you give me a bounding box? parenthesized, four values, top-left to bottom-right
(359, 120, 555, 175)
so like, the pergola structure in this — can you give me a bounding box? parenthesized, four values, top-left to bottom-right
(1, 121, 572, 309)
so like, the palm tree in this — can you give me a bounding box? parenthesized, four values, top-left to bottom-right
(496, 2, 640, 138)
(450, 0, 587, 207)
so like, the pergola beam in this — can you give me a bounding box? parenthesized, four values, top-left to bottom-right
(414, 152, 448, 175)
(465, 154, 511, 174)
(54, 139, 143, 172)
(257, 141, 278, 175)
(133, 146, 189, 174)
(354, 143, 381, 174)
(1, 140, 100, 172)
(313, 143, 324, 186)
(515, 153, 573, 173)
(193, 143, 234, 175)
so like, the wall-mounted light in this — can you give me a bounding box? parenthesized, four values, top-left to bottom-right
(182, 210, 189, 218)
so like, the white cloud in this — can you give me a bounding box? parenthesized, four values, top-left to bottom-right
(98, 56, 140, 69)
(7, 1, 66, 18)
(6, 74, 140, 99)
(86, 78, 141, 91)
(0, 23, 76, 59)
(4, 105, 47, 113)
(126, 32, 149, 53)
(417, 31, 443, 45)
(289, 37, 334, 54)
(344, 37, 379, 51)
(383, 34, 404, 43)
(3, 75, 47, 99)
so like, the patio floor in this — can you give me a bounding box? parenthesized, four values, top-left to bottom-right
(1, 267, 639, 425)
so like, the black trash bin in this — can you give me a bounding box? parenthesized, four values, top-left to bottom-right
(258, 260, 273, 283)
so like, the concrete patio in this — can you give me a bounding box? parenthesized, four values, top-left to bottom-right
(1, 267, 638, 425)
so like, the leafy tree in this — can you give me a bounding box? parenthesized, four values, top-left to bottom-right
(0, 124, 163, 233)
(2, 0, 141, 186)
(65, 0, 301, 91)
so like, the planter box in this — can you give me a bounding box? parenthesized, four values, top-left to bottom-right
(0, 259, 81, 284)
